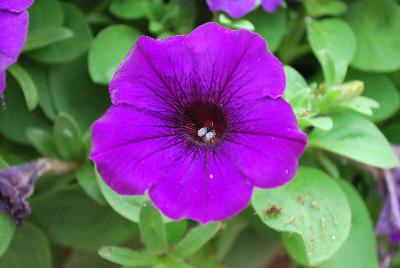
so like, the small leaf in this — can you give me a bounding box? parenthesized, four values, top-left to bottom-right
(307, 18, 356, 85)
(309, 112, 399, 168)
(172, 222, 221, 259)
(53, 113, 85, 161)
(252, 168, 352, 266)
(284, 66, 312, 116)
(24, 27, 74, 51)
(7, 64, 38, 111)
(338, 96, 379, 116)
(89, 25, 141, 84)
(216, 219, 248, 260)
(26, 127, 58, 157)
(0, 213, 15, 257)
(99, 247, 156, 267)
(139, 203, 168, 255)
(347, 70, 400, 122)
(76, 163, 106, 205)
(96, 173, 148, 223)
(300, 116, 333, 131)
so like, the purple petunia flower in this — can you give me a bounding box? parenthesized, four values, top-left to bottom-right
(206, 0, 283, 18)
(90, 22, 307, 223)
(0, 0, 34, 94)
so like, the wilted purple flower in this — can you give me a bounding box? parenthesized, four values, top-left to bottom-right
(91, 22, 307, 223)
(376, 154, 400, 244)
(206, 0, 283, 18)
(0, 0, 33, 94)
(0, 158, 76, 226)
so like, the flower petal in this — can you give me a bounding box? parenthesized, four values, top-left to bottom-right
(206, 0, 257, 18)
(186, 22, 285, 100)
(0, 10, 29, 70)
(90, 104, 184, 195)
(224, 97, 307, 188)
(149, 148, 252, 223)
(0, 0, 33, 12)
(261, 0, 282, 13)
(110, 35, 194, 110)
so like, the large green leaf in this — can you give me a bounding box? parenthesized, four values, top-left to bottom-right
(24, 27, 74, 52)
(31, 187, 135, 251)
(245, 8, 287, 52)
(252, 168, 351, 266)
(309, 112, 399, 168)
(345, 0, 400, 72)
(28, 0, 64, 31)
(305, 0, 347, 17)
(89, 25, 141, 84)
(0, 213, 15, 257)
(0, 224, 52, 268)
(307, 18, 356, 85)
(28, 3, 93, 64)
(320, 181, 378, 268)
(76, 163, 106, 205)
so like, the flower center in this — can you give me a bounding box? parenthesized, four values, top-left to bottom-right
(180, 101, 227, 145)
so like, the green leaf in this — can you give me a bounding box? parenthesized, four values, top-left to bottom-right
(284, 66, 312, 115)
(89, 25, 141, 84)
(47, 55, 109, 131)
(305, 0, 347, 17)
(76, 163, 106, 205)
(7, 64, 39, 111)
(98, 247, 156, 267)
(309, 112, 399, 168)
(166, 220, 189, 244)
(0, 224, 52, 268)
(252, 168, 352, 266)
(96, 173, 148, 223)
(320, 181, 378, 268)
(307, 18, 356, 85)
(172, 222, 221, 259)
(338, 96, 379, 116)
(22, 60, 57, 120)
(28, 3, 93, 64)
(156, 256, 194, 268)
(53, 113, 85, 161)
(31, 187, 135, 251)
(345, 0, 400, 72)
(24, 27, 74, 52)
(245, 8, 287, 52)
(347, 71, 400, 122)
(0, 213, 15, 257)
(139, 203, 168, 255)
(28, 0, 64, 32)
(26, 127, 58, 157)
(216, 219, 248, 260)
(109, 0, 148, 20)
(300, 116, 333, 131)
(0, 77, 50, 145)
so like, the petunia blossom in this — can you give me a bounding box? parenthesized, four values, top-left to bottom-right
(0, 0, 33, 94)
(206, 0, 283, 18)
(91, 22, 307, 223)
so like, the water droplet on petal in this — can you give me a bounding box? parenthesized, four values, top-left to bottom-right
(209, 173, 214, 179)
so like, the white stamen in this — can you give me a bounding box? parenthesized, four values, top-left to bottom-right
(197, 127, 208, 137)
(204, 130, 216, 142)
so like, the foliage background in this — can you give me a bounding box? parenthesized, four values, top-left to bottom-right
(1, 0, 400, 267)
